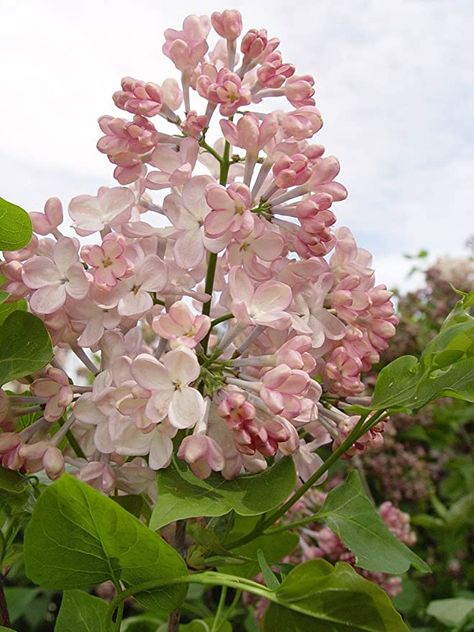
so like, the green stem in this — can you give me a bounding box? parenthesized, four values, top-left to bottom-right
(219, 141, 231, 185)
(211, 585, 228, 632)
(200, 140, 223, 165)
(227, 414, 371, 548)
(113, 600, 124, 632)
(210, 313, 234, 328)
(107, 572, 272, 626)
(201, 140, 232, 352)
(57, 417, 87, 459)
(264, 514, 322, 536)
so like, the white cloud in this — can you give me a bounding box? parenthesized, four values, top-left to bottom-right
(1, 0, 473, 288)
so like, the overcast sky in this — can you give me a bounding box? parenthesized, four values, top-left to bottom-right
(1, 0, 473, 289)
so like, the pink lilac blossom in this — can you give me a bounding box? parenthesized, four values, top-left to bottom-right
(0, 9, 397, 498)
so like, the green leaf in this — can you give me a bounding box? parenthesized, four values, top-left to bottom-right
(113, 494, 151, 521)
(0, 466, 34, 511)
(121, 615, 164, 632)
(0, 197, 32, 250)
(371, 356, 419, 410)
(219, 529, 298, 578)
(151, 458, 296, 529)
(370, 292, 474, 411)
(0, 627, 16, 631)
(0, 311, 53, 385)
(4, 587, 40, 623)
(54, 590, 110, 632)
(0, 297, 27, 326)
(426, 597, 474, 627)
(445, 493, 474, 530)
(257, 549, 281, 590)
(263, 560, 409, 631)
(317, 472, 429, 574)
(24, 474, 187, 614)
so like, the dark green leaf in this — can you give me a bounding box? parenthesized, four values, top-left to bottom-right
(54, 590, 110, 632)
(263, 560, 409, 631)
(0, 197, 32, 251)
(151, 458, 296, 529)
(0, 627, 16, 631)
(317, 472, 429, 574)
(4, 587, 40, 622)
(0, 311, 53, 385)
(121, 615, 164, 632)
(0, 466, 34, 511)
(24, 474, 187, 614)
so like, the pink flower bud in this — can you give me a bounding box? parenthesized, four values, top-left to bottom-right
(43, 446, 64, 480)
(285, 75, 316, 107)
(30, 197, 63, 236)
(177, 435, 225, 479)
(182, 111, 208, 138)
(113, 77, 163, 117)
(241, 28, 268, 59)
(211, 10, 242, 40)
(257, 51, 295, 88)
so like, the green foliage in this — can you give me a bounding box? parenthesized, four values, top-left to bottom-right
(426, 597, 474, 628)
(0, 291, 27, 326)
(317, 471, 429, 574)
(150, 457, 296, 529)
(54, 590, 111, 632)
(370, 291, 474, 412)
(0, 197, 32, 251)
(0, 311, 53, 385)
(0, 467, 33, 510)
(24, 474, 187, 614)
(263, 559, 409, 631)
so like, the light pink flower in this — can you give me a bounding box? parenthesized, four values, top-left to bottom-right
(66, 298, 122, 348)
(197, 67, 251, 116)
(116, 254, 167, 317)
(31, 368, 74, 422)
(146, 137, 199, 190)
(260, 364, 310, 418)
(22, 237, 89, 314)
(76, 461, 116, 494)
(152, 301, 210, 349)
(220, 112, 278, 155)
(291, 274, 346, 349)
(131, 348, 205, 429)
(229, 267, 292, 329)
(81, 234, 130, 287)
(164, 175, 226, 268)
(204, 182, 254, 242)
(69, 186, 135, 235)
(226, 221, 284, 281)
